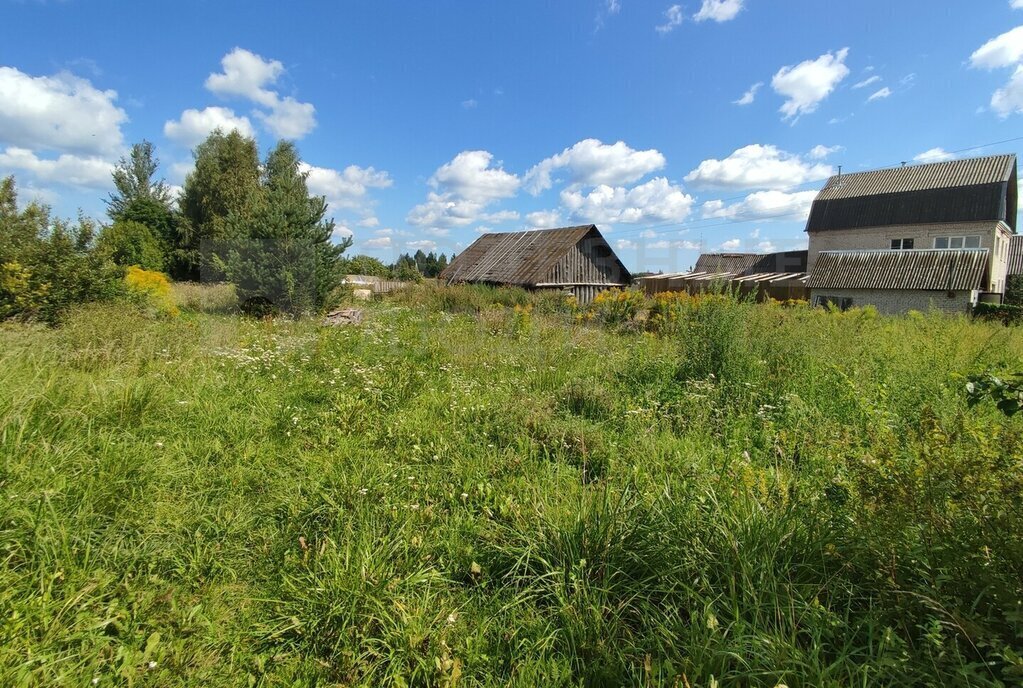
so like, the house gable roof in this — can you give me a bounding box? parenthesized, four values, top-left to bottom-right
(439, 225, 630, 286)
(806, 154, 1017, 233)
(807, 249, 989, 291)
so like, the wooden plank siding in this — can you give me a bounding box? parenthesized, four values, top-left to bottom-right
(542, 233, 629, 287)
(440, 225, 632, 303)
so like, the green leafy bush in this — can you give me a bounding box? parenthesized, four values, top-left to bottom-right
(966, 371, 1023, 416)
(974, 301, 1023, 324)
(97, 219, 167, 271)
(0, 177, 123, 324)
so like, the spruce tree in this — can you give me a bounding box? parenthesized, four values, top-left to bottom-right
(226, 141, 351, 315)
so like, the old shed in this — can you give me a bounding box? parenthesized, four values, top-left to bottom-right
(806, 248, 990, 314)
(439, 225, 631, 303)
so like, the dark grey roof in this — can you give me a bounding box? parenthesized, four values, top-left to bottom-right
(806, 154, 1017, 234)
(695, 250, 808, 275)
(694, 253, 762, 274)
(1009, 235, 1023, 276)
(439, 225, 630, 286)
(807, 249, 989, 291)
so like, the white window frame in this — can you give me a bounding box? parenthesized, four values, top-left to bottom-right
(933, 235, 981, 249)
(890, 238, 914, 250)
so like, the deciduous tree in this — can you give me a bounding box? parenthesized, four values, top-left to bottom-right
(179, 130, 261, 281)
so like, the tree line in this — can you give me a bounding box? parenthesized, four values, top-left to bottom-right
(345, 250, 452, 281)
(2, 129, 431, 320)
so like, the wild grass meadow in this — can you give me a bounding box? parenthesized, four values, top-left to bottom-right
(1, 285, 1021, 686)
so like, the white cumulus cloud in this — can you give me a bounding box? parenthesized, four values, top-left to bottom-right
(524, 139, 666, 195)
(700, 189, 819, 222)
(0, 66, 127, 156)
(970, 26, 1023, 70)
(913, 147, 955, 163)
(971, 27, 1023, 117)
(163, 106, 255, 147)
(0, 146, 114, 189)
(560, 177, 694, 224)
(407, 239, 438, 252)
(205, 47, 284, 106)
(694, 0, 743, 22)
(300, 161, 392, 218)
(684, 144, 834, 190)
(992, 65, 1023, 116)
(772, 48, 850, 120)
(526, 209, 563, 228)
(205, 47, 317, 139)
(407, 150, 520, 229)
(363, 236, 392, 249)
(431, 150, 520, 202)
(808, 144, 843, 159)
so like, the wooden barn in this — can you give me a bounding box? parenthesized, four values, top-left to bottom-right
(439, 225, 631, 303)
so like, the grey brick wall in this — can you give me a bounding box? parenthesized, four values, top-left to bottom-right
(809, 288, 976, 315)
(807, 221, 1014, 293)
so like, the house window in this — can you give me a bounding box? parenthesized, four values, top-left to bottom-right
(814, 295, 853, 311)
(890, 238, 914, 250)
(934, 235, 981, 249)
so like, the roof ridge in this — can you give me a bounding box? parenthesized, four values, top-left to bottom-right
(825, 152, 1016, 181)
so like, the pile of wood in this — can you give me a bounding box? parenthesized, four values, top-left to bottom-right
(322, 308, 363, 326)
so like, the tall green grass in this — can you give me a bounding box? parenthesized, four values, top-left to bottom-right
(0, 291, 1021, 686)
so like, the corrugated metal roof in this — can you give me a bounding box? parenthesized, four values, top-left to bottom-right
(695, 250, 808, 275)
(814, 154, 1015, 200)
(807, 249, 989, 291)
(1009, 234, 1023, 276)
(694, 253, 762, 274)
(439, 225, 630, 286)
(807, 154, 1018, 234)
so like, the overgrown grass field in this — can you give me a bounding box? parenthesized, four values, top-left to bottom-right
(1, 286, 1022, 686)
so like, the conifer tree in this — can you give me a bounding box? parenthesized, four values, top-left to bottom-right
(179, 130, 261, 280)
(226, 141, 351, 315)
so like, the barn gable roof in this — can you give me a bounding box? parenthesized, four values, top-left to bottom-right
(440, 225, 630, 286)
(807, 249, 989, 291)
(806, 154, 1017, 233)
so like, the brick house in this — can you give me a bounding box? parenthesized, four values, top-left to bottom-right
(805, 154, 1018, 313)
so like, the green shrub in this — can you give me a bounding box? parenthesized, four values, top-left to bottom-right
(97, 219, 167, 271)
(974, 301, 1023, 325)
(1006, 274, 1023, 306)
(1, 177, 125, 324)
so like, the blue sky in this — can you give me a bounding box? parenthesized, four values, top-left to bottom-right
(1, 0, 1022, 272)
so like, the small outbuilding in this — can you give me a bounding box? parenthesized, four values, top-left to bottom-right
(806, 248, 990, 314)
(439, 225, 631, 303)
